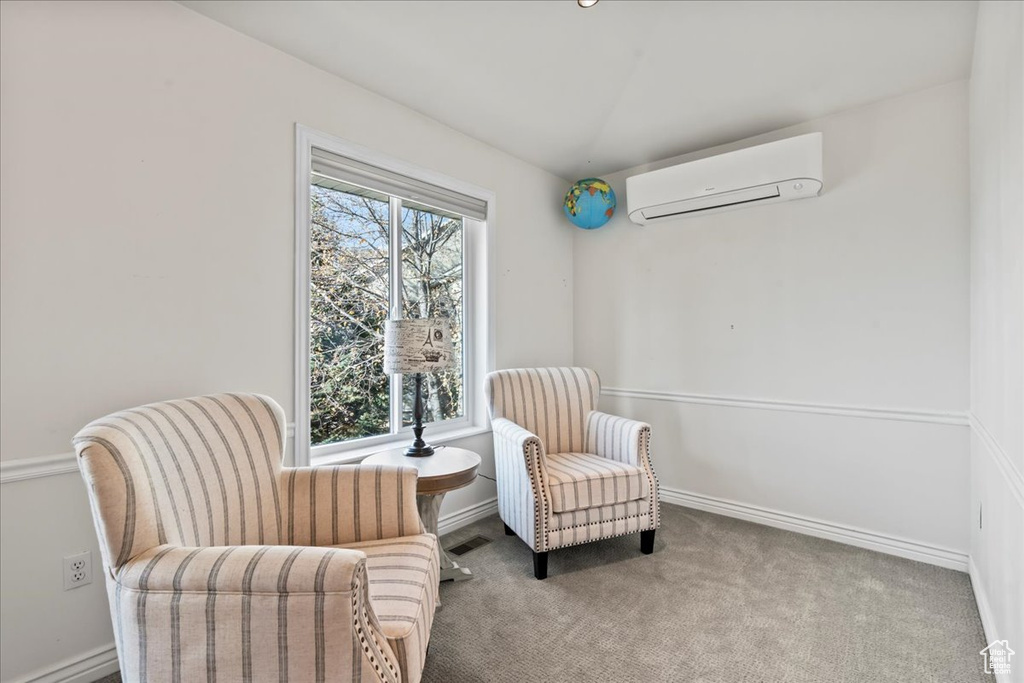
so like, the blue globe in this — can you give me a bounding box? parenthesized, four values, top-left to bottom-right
(563, 178, 616, 230)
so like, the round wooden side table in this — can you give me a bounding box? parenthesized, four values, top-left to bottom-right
(363, 446, 481, 582)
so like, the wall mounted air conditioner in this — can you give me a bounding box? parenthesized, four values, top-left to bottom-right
(626, 132, 823, 225)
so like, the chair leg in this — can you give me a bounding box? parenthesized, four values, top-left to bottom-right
(503, 523, 515, 536)
(533, 551, 548, 580)
(641, 529, 655, 555)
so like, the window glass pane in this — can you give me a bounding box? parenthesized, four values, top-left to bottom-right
(400, 205, 464, 425)
(309, 182, 391, 445)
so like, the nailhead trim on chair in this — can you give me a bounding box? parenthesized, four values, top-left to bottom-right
(638, 426, 662, 531)
(551, 511, 652, 532)
(486, 367, 662, 561)
(546, 519, 654, 550)
(524, 440, 550, 552)
(352, 562, 400, 683)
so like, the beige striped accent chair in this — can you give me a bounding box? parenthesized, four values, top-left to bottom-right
(485, 367, 660, 579)
(73, 393, 438, 683)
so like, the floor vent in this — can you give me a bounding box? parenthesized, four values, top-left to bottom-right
(447, 535, 491, 556)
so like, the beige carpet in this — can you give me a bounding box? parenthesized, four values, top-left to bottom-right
(423, 505, 986, 683)
(95, 505, 987, 682)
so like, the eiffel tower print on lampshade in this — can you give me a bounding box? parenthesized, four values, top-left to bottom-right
(383, 318, 455, 456)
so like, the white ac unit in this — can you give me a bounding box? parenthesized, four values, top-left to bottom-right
(626, 133, 823, 225)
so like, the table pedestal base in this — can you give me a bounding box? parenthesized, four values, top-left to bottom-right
(417, 493, 473, 582)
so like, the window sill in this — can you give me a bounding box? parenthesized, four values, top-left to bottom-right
(310, 424, 492, 467)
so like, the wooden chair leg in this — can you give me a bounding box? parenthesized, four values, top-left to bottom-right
(533, 551, 548, 580)
(503, 523, 515, 536)
(641, 529, 655, 554)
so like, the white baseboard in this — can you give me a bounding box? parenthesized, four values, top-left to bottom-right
(661, 486, 969, 572)
(10, 643, 119, 683)
(437, 496, 499, 536)
(969, 557, 1011, 683)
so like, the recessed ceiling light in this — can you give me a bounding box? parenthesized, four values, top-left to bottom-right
(578, 0, 599, 7)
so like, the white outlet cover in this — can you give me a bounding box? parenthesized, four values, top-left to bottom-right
(63, 551, 93, 591)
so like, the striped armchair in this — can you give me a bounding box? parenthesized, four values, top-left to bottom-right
(485, 367, 660, 579)
(73, 393, 438, 683)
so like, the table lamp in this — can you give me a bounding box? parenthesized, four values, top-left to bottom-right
(383, 318, 455, 456)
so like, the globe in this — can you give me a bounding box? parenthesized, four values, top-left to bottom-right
(563, 178, 616, 230)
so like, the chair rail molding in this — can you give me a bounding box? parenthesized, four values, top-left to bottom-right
(0, 452, 79, 484)
(969, 411, 1024, 507)
(1, 424, 297, 484)
(602, 387, 969, 426)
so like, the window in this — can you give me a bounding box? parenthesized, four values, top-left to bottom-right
(294, 127, 492, 465)
(309, 183, 464, 444)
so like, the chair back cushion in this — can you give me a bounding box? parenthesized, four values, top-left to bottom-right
(484, 367, 600, 453)
(73, 393, 286, 569)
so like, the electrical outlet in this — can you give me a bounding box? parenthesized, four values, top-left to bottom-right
(63, 551, 93, 590)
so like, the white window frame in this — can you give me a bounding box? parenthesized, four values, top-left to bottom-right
(294, 124, 495, 466)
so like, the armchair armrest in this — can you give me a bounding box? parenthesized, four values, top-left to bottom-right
(118, 544, 367, 594)
(280, 464, 423, 546)
(491, 418, 552, 550)
(585, 411, 651, 467)
(491, 418, 546, 458)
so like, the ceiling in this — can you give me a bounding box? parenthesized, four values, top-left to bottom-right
(180, 0, 978, 179)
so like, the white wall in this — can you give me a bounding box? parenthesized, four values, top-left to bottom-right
(574, 82, 971, 564)
(0, 2, 572, 680)
(968, 2, 1024, 677)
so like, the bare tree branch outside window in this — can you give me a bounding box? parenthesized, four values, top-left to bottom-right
(309, 183, 464, 446)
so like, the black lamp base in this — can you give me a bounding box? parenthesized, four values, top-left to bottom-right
(405, 443, 435, 457)
(406, 372, 434, 457)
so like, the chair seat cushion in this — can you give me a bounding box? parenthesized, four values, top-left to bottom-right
(339, 533, 439, 683)
(545, 452, 650, 513)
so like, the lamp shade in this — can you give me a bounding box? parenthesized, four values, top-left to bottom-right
(383, 318, 455, 374)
